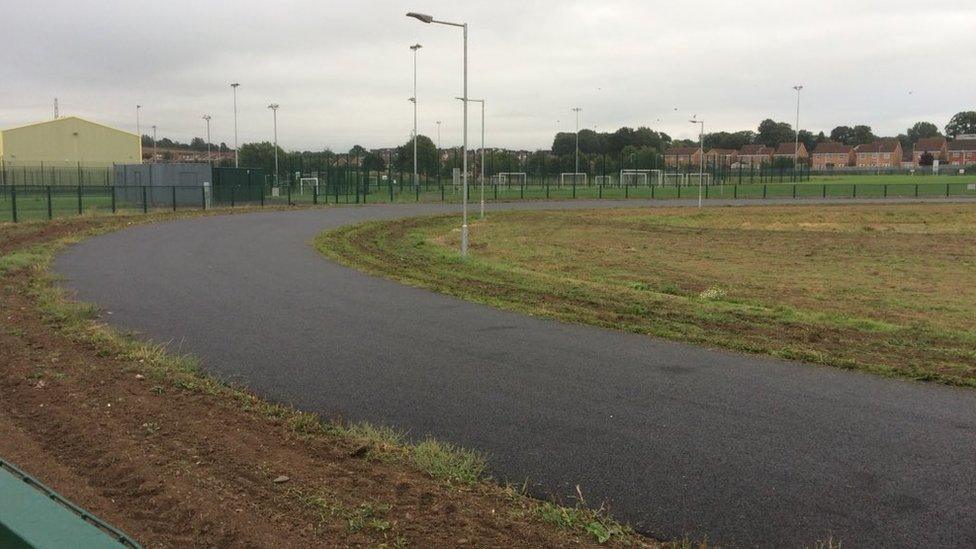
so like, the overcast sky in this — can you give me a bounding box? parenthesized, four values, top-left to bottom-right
(3, 0, 974, 151)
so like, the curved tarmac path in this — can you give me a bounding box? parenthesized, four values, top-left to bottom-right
(55, 199, 976, 547)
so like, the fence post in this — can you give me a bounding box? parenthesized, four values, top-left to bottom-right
(946, 183, 950, 197)
(47, 186, 53, 219)
(10, 185, 16, 223)
(733, 184, 737, 199)
(313, 184, 318, 205)
(852, 184, 856, 199)
(231, 186, 236, 208)
(111, 187, 116, 213)
(416, 182, 420, 202)
(762, 184, 767, 199)
(77, 184, 83, 214)
(201, 187, 207, 210)
(521, 181, 525, 199)
(792, 184, 796, 199)
(573, 180, 576, 198)
(915, 183, 919, 197)
(142, 186, 148, 213)
(288, 184, 292, 205)
(172, 186, 177, 211)
(822, 184, 826, 198)
(883, 184, 887, 198)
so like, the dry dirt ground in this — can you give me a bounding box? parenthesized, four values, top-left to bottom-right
(0, 213, 654, 548)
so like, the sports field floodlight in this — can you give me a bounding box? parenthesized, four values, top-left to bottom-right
(231, 83, 240, 167)
(202, 115, 212, 165)
(410, 43, 422, 191)
(689, 118, 705, 208)
(408, 10, 469, 256)
(571, 107, 582, 175)
(458, 97, 486, 219)
(268, 104, 280, 185)
(136, 105, 142, 140)
(151, 125, 157, 164)
(793, 85, 803, 171)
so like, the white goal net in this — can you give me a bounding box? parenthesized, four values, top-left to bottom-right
(663, 173, 712, 187)
(299, 177, 319, 195)
(620, 169, 662, 186)
(493, 172, 527, 187)
(560, 173, 587, 187)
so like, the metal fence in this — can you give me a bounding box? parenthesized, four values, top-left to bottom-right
(3, 180, 976, 223)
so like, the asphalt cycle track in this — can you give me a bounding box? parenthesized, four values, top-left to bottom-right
(54, 197, 976, 547)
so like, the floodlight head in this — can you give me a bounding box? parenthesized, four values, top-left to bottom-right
(202, 114, 211, 120)
(410, 43, 422, 50)
(231, 82, 240, 88)
(406, 12, 434, 23)
(268, 103, 279, 110)
(793, 85, 803, 91)
(408, 97, 416, 103)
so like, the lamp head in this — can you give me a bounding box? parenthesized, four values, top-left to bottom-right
(406, 12, 433, 23)
(268, 103, 279, 110)
(410, 43, 422, 50)
(231, 83, 240, 88)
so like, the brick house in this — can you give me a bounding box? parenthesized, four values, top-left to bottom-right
(811, 142, 854, 169)
(704, 148, 737, 168)
(736, 144, 773, 166)
(947, 139, 976, 165)
(913, 136, 948, 165)
(663, 147, 701, 168)
(773, 142, 809, 164)
(853, 140, 903, 168)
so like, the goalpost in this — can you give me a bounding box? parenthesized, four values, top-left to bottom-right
(594, 175, 614, 186)
(560, 173, 587, 187)
(299, 177, 319, 195)
(620, 169, 663, 186)
(663, 173, 711, 187)
(494, 172, 527, 188)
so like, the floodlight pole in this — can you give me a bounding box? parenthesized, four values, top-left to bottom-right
(151, 125, 157, 163)
(793, 85, 803, 172)
(690, 118, 704, 207)
(410, 44, 422, 191)
(572, 107, 582, 175)
(202, 115, 212, 166)
(408, 11, 468, 257)
(136, 105, 142, 162)
(459, 98, 486, 218)
(268, 104, 279, 185)
(231, 83, 240, 167)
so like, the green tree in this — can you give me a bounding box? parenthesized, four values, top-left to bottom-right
(348, 145, 368, 156)
(756, 119, 794, 147)
(362, 151, 386, 172)
(394, 135, 438, 175)
(850, 125, 876, 145)
(906, 121, 941, 144)
(945, 111, 976, 138)
(238, 141, 286, 174)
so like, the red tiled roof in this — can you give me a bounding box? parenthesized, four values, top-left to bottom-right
(706, 148, 736, 155)
(855, 140, 900, 154)
(914, 137, 946, 151)
(665, 147, 699, 156)
(813, 142, 852, 154)
(738, 144, 771, 155)
(774, 142, 804, 155)
(948, 139, 976, 151)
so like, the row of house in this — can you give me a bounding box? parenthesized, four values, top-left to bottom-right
(664, 136, 976, 169)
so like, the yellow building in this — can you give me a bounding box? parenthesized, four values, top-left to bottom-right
(0, 116, 142, 167)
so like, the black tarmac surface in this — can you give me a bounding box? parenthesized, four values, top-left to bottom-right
(55, 198, 976, 547)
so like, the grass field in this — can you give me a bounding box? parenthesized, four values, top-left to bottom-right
(318, 203, 976, 386)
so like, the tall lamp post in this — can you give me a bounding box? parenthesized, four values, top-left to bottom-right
(689, 118, 704, 208)
(231, 83, 240, 167)
(268, 104, 279, 185)
(793, 85, 803, 176)
(458, 97, 485, 218)
(410, 43, 422, 190)
(571, 107, 582, 176)
(136, 105, 142, 162)
(407, 11, 469, 257)
(202, 115, 212, 165)
(151, 125, 157, 163)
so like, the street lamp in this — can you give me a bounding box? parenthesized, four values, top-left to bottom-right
(458, 97, 485, 218)
(268, 104, 279, 185)
(202, 115, 212, 165)
(231, 83, 240, 167)
(151, 125, 157, 163)
(410, 43, 422, 191)
(571, 107, 582, 176)
(407, 11, 469, 257)
(689, 118, 704, 208)
(793, 85, 803, 174)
